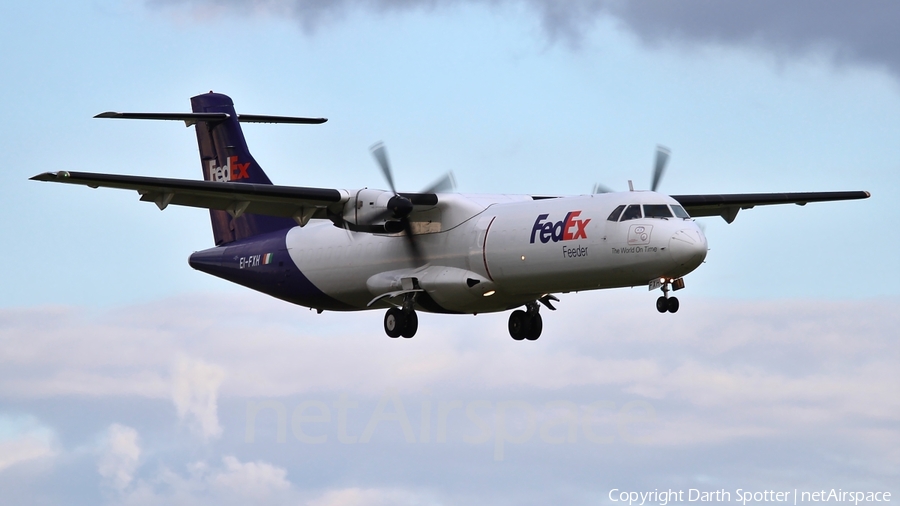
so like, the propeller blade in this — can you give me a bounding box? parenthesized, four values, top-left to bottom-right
(422, 172, 456, 194)
(367, 141, 428, 266)
(401, 218, 425, 266)
(592, 183, 614, 194)
(370, 141, 396, 194)
(651, 145, 670, 192)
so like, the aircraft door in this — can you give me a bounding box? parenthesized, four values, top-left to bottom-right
(466, 214, 495, 279)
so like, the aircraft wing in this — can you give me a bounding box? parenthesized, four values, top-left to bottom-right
(672, 191, 871, 223)
(29, 171, 347, 223)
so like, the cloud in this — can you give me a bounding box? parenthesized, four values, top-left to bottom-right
(307, 486, 432, 506)
(0, 306, 171, 399)
(212, 456, 290, 497)
(2, 293, 898, 500)
(173, 356, 226, 441)
(0, 416, 56, 472)
(603, 1, 900, 67)
(97, 423, 141, 491)
(147, 0, 900, 76)
(108, 455, 292, 505)
(4, 294, 899, 439)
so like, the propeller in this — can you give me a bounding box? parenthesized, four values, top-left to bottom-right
(422, 172, 457, 194)
(592, 145, 671, 193)
(369, 141, 456, 266)
(592, 182, 614, 194)
(651, 145, 670, 192)
(371, 142, 396, 193)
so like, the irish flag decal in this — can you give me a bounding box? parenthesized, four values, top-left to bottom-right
(262, 253, 274, 265)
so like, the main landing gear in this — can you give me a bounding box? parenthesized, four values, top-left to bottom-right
(384, 307, 419, 338)
(656, 277, 684, 314)
(508, 301, 543, 341)
(384, 307, 418, 338)
(384, 292, 419, 338)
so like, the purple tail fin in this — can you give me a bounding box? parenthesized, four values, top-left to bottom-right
(191, 92, 296, 245)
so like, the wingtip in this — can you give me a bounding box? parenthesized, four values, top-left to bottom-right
(29, 172, 56, 181)
(29, 171, 70, 182)
(94, 111, 119, 119)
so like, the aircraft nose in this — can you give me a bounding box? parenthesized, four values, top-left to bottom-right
(669, 228, 707, 270)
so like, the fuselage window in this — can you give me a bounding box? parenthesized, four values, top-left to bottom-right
(671, 205, 690, 219)
(607, 205, 626, 222)
(620, 204, 643, 221)
(643, 204, 673, 219)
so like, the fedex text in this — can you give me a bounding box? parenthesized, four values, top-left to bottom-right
(208, 156, 251, 182)
(530, 211, 591, 244)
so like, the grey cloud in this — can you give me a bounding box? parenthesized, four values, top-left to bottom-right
(3, 293, 898, 443)
(97, 424, 141, 492)
(172, 356, 226, 441)
(0, 416, 56, 473)
(149, 0, 900, 74)
(103, 454, 294, 505)
(606, 0, 900, 73)
(2, 293, 898, 502)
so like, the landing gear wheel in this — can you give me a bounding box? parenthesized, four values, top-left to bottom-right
(384, 307, 406, 338)
(656, 296, 669, 313)
(667, 297, 679, 313)
(400, 311, 418, 338)
(524, 313, 542, 341)
(508, 310, 529, 341)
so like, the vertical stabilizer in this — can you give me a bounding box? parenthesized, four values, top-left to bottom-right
(191, 92, 296, 245)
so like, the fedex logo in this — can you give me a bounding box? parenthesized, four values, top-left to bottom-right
(530, 211, 591, 244)
(207, 156, 251, 182)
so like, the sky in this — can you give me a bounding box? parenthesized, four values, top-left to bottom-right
(1, 1, 899, 504)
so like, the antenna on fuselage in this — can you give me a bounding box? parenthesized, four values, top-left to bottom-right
(628, 180, 634, 191)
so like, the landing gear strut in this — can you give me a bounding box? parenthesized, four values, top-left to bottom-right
(384, 294, 418, 338)
(508, 302, 543, 341)
(655, 278, 682, 314)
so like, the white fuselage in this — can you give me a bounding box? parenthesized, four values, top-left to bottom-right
(285, 190, 708, 314)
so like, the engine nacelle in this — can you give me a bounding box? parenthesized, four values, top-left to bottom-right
(343, 188, 401, 227)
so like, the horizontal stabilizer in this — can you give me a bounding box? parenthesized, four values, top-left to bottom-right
(237, 114, 327, 124)
(94, 111, 327, 126)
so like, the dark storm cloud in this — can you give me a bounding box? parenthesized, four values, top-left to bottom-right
(151, 0, 900, 75)
(606, 0, 900, 73)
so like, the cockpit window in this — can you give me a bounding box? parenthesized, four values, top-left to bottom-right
(607, 205, 626, 222)
(620, 204, 643, 221)
(671, 205, 690, 219)
(643, 204, 673, 219)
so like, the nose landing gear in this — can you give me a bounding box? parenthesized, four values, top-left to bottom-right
(655, 277, 683, 313)
(656, 295, 679, 313)
(508, 301, 543, 341)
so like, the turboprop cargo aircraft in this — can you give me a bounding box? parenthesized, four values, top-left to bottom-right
(31, 92, 870, 340)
